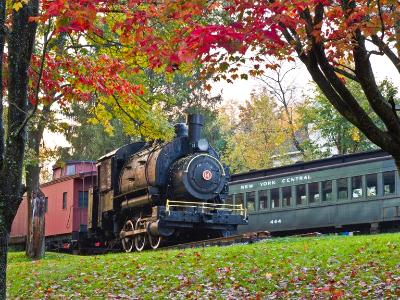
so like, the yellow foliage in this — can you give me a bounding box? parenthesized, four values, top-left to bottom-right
(12, 1, 23, 11)
(351, 127, 361, 143)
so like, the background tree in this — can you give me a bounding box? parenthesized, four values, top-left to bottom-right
(55, 103, 133, 161)
(298, 80, 387, 156)
(258, 62, 307, 158)
(222, 90, 290, 173)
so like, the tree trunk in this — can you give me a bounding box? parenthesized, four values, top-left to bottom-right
(25, 108, 49, 259)
(0, 223, 9, 300)
(282, 104, 305, 157)
(26, 189, 45, 259)
(0, 0, 39, 298)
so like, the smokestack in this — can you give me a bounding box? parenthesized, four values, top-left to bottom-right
(187, 114, 204, 145)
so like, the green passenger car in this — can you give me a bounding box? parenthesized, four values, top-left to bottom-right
(228, 150, 400, 234)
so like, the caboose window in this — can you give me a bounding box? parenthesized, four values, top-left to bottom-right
(62, 192, 67, 209)
(366, 174, 378, 197)
(78, 191, 89, 208)
(44, 197, 48, 213)
(246, 192, 255, 211)
(296, 184, 306, 205)
(308, 182, 319, 203)
(337, 178, 348, 200)
(383, 171, 395, 195)
(259, 190, 268, 210)
(352, 176, 363, 199)
(322, 180, 332, 201)
(235, 193, 244, 208)
(66, 164, 75, 176)
(282, 186, 292, 207)
(271, 188, 279, 209)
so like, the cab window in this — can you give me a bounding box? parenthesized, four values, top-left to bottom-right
(246, 191, 255, 211)
(271, 188, 279, 209)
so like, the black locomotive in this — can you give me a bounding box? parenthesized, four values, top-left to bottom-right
(87, 114, 247, 252)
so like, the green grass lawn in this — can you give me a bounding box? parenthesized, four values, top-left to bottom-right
(7, 233, 400, 299)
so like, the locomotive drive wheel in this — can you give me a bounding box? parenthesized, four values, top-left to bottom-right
(134, 219, 147, 252)
(148, 234, 162, 250)
(122, 220, 134, 253)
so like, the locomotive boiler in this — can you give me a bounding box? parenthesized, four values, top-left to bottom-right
(87, 114, 247, 252)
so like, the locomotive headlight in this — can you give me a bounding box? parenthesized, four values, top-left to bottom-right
(197, 138, 209, 152)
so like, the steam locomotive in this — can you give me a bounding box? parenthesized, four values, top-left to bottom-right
(87, 114, 247, 252)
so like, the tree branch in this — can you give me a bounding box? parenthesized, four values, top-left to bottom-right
(353, 31, 400, 137)
(370, 34, 400, 74)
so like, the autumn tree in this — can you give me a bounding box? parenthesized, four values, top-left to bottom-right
(222, 91, 290, 173)
(174, 0, 400, 170)
(0, 1, 40, 297)
(0, 0, 212, 297)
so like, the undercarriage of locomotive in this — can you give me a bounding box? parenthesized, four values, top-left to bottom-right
(116, 200, 247, 252)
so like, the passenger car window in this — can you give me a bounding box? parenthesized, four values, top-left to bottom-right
(258, 190, 268, 210)
(366, 174, 377, 197)
(226, 194, 233, 205)
(337, 178, 348, 200)
(296, 184, 306, 205)
(271, 188, 279, 209)
(308, 182, 319, 203)
(352, 176, 363, 198)
(282, 186, 292, 207)
(235, 193, 244, 208)
(322, 180, 332, 201)
(383, 171, 395, 195)
(246, 191, 255, 211)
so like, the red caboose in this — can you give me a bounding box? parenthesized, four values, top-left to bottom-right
(10, 161, 97, 249)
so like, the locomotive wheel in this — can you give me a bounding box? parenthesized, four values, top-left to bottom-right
(134, 219, 147, 252)
(122, 220, 134, 253)
(148, 234, 162, 250)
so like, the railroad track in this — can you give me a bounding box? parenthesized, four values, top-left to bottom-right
(161, 231, 271, 251)
(53, 231, 328, 254)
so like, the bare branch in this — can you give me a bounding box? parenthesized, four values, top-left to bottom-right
(333, 67, 360, 82)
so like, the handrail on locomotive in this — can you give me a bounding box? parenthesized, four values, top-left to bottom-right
(165, 200, 247, 219)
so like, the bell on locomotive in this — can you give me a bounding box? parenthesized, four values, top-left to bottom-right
(88, 113, 248, 252)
